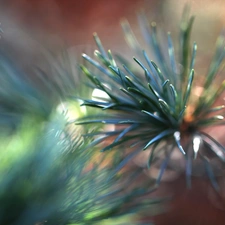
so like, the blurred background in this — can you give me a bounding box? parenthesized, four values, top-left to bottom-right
(1, 0, 225, 53)
(1, 0, 225, 224)
(0, 0, 224, 60)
